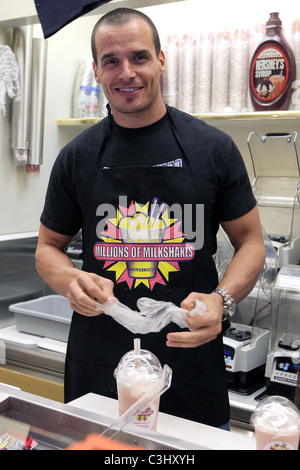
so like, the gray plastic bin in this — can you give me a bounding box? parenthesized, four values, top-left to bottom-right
(9, 295, 73, 342)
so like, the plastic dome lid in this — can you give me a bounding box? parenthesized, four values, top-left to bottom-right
(114, 338, 163, 379)
(250, 395, 300, 433)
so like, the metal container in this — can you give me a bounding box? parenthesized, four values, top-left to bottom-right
(0, 385, 206, 450)
(11, 25, 33, 157)
(29, 37, 47, 169)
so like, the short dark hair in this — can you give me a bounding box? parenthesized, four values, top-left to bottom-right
(91, 7, 161, 65)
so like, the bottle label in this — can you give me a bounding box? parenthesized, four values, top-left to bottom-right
(250, 46, 289, 102)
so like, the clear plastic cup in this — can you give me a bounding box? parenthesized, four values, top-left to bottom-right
(114, 339, 163, 431)
(250, 396, 300, 450)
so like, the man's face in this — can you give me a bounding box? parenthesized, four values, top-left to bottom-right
(93, 18, 165, 126)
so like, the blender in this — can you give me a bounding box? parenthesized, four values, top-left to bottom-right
(265, 265, 300, 402)
(216, 227, 277, 394)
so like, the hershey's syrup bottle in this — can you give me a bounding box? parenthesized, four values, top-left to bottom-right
(249, 12, 296, 111)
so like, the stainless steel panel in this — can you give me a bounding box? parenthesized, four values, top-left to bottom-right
(11, 26, 33, 153)
(0, 386, 206, 450)
(29, 38, 47, 166)
(0, 238, 44, 320)
(4, 343, 65, 378)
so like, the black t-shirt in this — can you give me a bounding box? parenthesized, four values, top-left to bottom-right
(40, 106, 256, 238)
(102, 113, 184, 169)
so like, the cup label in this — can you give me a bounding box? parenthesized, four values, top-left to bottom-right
(263, 441, 295, 450)
(133, 403, 157, 429)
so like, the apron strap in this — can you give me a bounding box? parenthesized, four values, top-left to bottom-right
(82, 105, 112, 214)
(166, 107, 204, 202)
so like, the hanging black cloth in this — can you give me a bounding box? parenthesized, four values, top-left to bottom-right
(34, 0, 113, 38)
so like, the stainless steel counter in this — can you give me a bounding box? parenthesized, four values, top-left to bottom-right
(228, 388, 266, 437)
(0, 383, 210, 450)
(0, 321, 65, 402)
(4, 342, 65, 379)
(0, 329, 262, 434)
(0, 383, 256, 450)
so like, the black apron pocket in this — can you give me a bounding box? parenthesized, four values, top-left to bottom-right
(64, 356, 118, 403)
(159, 362, 230, 428)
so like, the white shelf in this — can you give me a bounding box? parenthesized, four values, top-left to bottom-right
(57, 111, 300, 128)
(57, 118, 103, 128)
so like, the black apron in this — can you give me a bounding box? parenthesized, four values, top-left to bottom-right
(65, 108, 230, 427)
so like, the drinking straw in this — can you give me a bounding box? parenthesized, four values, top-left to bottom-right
(134, 338, 141, 368)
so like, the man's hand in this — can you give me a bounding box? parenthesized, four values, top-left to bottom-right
(165, 207, 265, 349)
(67, 271, 115, 316)
(35, 224, 116, 316)
(166, 292, 224, 348)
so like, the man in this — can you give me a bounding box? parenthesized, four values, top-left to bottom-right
(35, 8, 265, 428)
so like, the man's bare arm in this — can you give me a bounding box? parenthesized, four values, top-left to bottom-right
(217, 205, 265, 303)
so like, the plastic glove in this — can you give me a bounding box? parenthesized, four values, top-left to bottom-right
(96, 297, 206, 334)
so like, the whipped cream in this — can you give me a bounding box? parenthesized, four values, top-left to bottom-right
(254, 402, 300, 433)
(117, 365, 160, 382)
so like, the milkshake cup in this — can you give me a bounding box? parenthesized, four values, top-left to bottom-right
(250, 396, 300, 450)
(114, 339, 163, 431)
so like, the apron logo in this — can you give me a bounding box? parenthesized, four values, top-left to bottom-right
(94, 197, 202, 290)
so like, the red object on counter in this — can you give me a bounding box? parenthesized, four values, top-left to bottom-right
(66, 433, 144, 450)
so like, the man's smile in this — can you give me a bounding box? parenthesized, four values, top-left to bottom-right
(115, 86, 143, 93)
